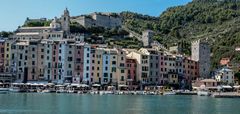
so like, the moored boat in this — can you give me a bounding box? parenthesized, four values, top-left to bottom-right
(163, 91, 176, 95)
(197, 90, 211, 96)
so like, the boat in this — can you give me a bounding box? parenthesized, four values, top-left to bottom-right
(56, 87, 67, 93)
(197, 85, 211, 96)
(41, 89, 51, 93)
(0, 88, 9, 94)
(197, 90, 210, 96)
(163, 91, 176, 95)
(67, 90, 75, 93)
(9, 83, 27, 93)
(9, 87, 21, 92)
(0, 83, 9, 93)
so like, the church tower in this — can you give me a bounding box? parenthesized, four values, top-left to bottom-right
(61, 8, 70, 36)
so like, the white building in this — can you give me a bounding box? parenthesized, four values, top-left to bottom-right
(215, 68, 234, 85)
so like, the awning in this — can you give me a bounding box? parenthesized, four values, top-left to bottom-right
(70, 83, 80, 87)
(206, 87, 218, 89)
(55, 85, 65, 87)
(47, 83, 55, 86)
(78, 84, 89, 88)
(233, 86, 240, 89)
(192, 87, 199, 89)
(119, 85, 128, 87)
(92, 84, 101, 87)
(222, 85, 232, 89)
(12, 83, 25, 85)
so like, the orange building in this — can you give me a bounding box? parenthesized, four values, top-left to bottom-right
(220, 58, 230, 66)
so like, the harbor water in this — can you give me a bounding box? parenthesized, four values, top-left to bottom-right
(0, 93, 240, 114)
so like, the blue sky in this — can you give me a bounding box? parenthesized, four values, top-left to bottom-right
(0, 0, 191, 31)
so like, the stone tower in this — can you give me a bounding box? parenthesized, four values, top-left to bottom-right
(191, 39, 210, 78)
(142, 30, 154, 47)
(61, 8, 70, 36)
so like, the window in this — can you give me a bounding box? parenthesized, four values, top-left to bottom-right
(120, 63, 124, 67)
(121, 76, 124, 81)
(121, 70, 125, 73)
(104, 73, 108, 77)
(86, 73, 89, 78)
(112, 61, 116, 65)
(32, 48, 35, 51)
(20, 54, 22, 60)
(105, 67, 108, 71)
(68, 57, 73, 61)
(32, 69, 35, 73)
(112, 67, 116, 72)
(32, 61, 35, 65)
(18, 74, 21, 79)
(18, 61, 21, 66)
(48, 63, 51, 68)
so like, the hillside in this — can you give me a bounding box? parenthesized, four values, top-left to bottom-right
(121, 0, 240, 68)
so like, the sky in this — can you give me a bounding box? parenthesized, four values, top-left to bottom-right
(0, 0, 192, 31)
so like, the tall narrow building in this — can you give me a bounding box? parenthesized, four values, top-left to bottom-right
(61, 8, 70, 36)
(191, 39, 210, 78)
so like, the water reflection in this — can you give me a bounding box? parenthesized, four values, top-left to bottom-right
(0, 94, 240, 114)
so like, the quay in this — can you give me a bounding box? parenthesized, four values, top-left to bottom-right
(212, 92, 240, 98)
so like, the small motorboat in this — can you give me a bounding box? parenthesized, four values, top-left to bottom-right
(197, 90, 210, 96)
(9, 87, 21, 92)
(163, 91, 176, 95)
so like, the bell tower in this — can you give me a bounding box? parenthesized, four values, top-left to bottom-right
(61, 8, 70, 36)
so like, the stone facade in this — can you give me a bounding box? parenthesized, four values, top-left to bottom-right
(191, 39, 210, 78)
(72, 12, 122, 28)
(142, 30, 154, 47)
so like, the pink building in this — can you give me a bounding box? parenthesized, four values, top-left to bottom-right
(73, 43, 84, 83)
(183, 57, 199, 84)
(52, 43, 59, 81)
(126, 57, 137, 89)
(0, 40, 4, 73)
